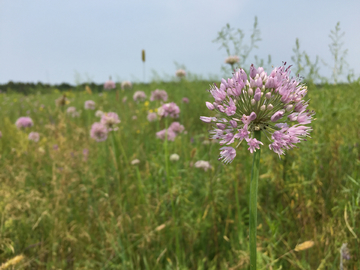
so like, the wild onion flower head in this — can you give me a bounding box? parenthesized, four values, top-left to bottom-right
(84, 100, 96, 110)
(169, 121, 185, 134)
(15, 117, 33, 129)
(150, 89, 168, 102)
(194, 160, 212, 171)
(200, 63, 315, 164)
(121, 80, 132, 90)
(182, 97, 189, 103)
(158, 102, 180, 118)
(28, 132, 40, 142)
(176, 69, 186, 78)
(225, 55, 240, 65)
(156, 128, 176, 141)
(95, 110, 104, 118)
(147, 112, 158, 122)
(101, 112, 120, 131)
(66, 107, 80, 118)
(104, 79, 116, 90)
(133, 91, 147, 102)
(170, 153, 180, 161)
(90, 122, 108, 142)
(131, 159, 140, 165)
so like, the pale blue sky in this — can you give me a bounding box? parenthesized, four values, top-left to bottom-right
(0, 0, 359, 84)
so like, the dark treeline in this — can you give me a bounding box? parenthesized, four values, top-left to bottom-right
(0, 81, 106, 95)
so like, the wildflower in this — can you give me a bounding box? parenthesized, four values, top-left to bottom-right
(176, 69, 186, 78)
(158, 102, 180, 118)
(121, 80, 132, 90)
(156, 129, 177, 141)
(101, 112, 120, 131)
(95, 110, 104, 117)
(90, 122, 108, 142)
(66, 107, 80, 118)
(200, 63, 315, 162)
(182, 97, 189, 103)
(15, 117, 33, 129)
(146, 112, 157, 122)
(28, 132, 40, 142)
(104, 78, 116, 90)
(84, 100, 96, 110)
(170, 153, 180, 161)
(194, 160, 212, 171)
(169, 122, 185, 134)
(150, 89, 168, 102)
(122, 97, 127, 103)
(133, 91, 147, 102)
(131, 159, 140, 165)
(225, 55, 240, 65)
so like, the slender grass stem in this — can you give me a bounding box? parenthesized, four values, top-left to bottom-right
(249, 130, 261, 270)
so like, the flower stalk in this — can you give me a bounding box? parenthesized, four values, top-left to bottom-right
(249, 130, 261, 270)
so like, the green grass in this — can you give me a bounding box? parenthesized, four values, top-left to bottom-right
(0, 80, 359, 269)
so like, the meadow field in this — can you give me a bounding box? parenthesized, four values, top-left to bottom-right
(0, 78, 359, 269)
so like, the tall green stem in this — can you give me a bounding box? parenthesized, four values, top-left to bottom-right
(249, 130, 261, 270)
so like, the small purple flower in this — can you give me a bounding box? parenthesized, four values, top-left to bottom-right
(218, 147, 236, 164)
(271, 111, 284, 122)
(133, 91, 147, 102)
(28, 132, 40, 142)
(101, 112, 120, 131)
(169, 122, 185, 134)
(205, 102, 215, 110)
(182, 97, 189, 103)
(104, 79, 116, 90)
(150, 89, 168, 102)
(158, 102, 180, 118)
(147, 112, 158, 122)
(156, 128, 176, 141)
(90, 122, 108, 142)
(246, 138, 263, 153)
(15, 117, 33, 129)
(84, 100, 96, 110)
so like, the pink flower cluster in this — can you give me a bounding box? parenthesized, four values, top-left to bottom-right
(176, 69, 186, 78)
(90, 112, 121, 142)
(104, 79, 116, 90)
(156, 121, 185, 141)
(200, 63, 315, 163)
(84, 100, 96, 110)
(15, 117, 33, 129)
(158, 102, 180, 118)
(121, 81, 132, 90)
(150, 89, 168, 102)
(28, 132, 40, 142)
(133, 91, 147, 102)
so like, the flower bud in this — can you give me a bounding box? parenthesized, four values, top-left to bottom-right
(267, 104, 274, 110)
(250, 64, 257, 78)
(251, 99, 255, 105)
(255, 77, 263, 88)
(271, 111, 284, 122)
(248, 88, 253, 96)
(254, 88, 261, 101)
(249, 112, 257, 121)
(216, 123, 226, 129)
(265, 92, 272, 99)
(206, 102, 215, 110)
(285, 104, 293, 111)
(260, 105, 266, 111)
(229, 120, 237, 128)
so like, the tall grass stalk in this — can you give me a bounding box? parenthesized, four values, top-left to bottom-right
(249, 130, 261, 269)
